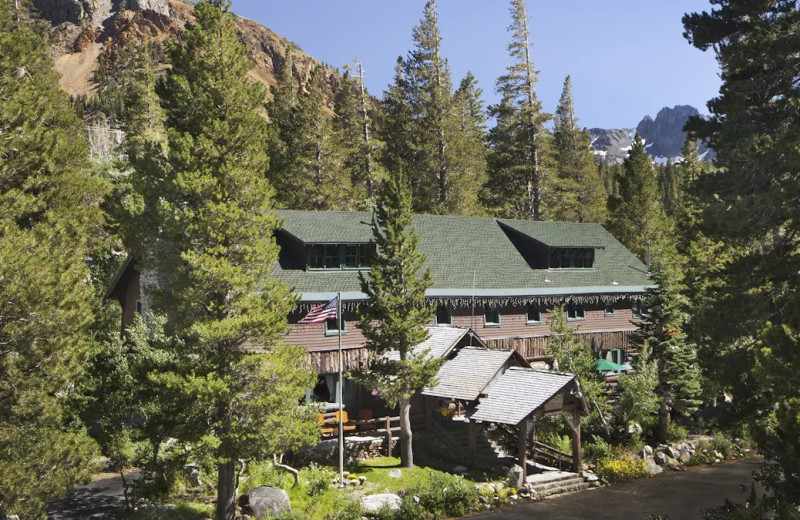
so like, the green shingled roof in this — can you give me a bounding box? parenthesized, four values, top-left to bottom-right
(273, 210, 651, 301)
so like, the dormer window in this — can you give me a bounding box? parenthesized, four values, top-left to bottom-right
(307, 243, 372, 270)
(549, 247, 594, 269)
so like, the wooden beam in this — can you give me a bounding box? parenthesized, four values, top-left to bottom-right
(518, 419, 532, 481)
(569, 408, 582, 474)
(468, 420, 477, 463)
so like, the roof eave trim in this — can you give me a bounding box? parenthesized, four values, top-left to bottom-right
(295, 285, 650, 302)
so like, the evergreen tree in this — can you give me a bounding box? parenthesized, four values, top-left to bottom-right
(381, 0, 486, 214)
(451, 71, 488, 214)
(268, 60, 347, 210)
(333, 60, 385, 208)
(608, 133, 674, 264)
(635, 261, 702, 443)
(128, 2, 318, 519)
(550, 76, 607, 223)
(0, 2, 107, 516)
(356, 173, 439, 469)
(546, 306, 607, 422)
(485, 0, 551, 220)
(684, 1, 800, 503)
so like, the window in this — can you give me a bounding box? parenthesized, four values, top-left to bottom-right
(526, 303, 541, 324)
(324, 316, 346, 336)
(600, 349, 627, 367)
(484, 304, 501, 327)
(549, 247, 595, 269)
(435, 303, 452, 325)
(307, 243, 372, 270)
(632, 300, 648, 318)
(604, 303, 615, 317)
(566, 301, 585, 321)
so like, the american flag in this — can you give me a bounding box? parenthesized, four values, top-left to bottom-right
(298, 296, 339, 324)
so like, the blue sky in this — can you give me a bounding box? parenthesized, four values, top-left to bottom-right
(230, 1, 720, 130)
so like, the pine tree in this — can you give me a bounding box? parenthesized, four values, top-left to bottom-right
(485, 0, 550, 220)
(684, 1, 800, 502)
(268, 57, 348, 210)
(381, 0, 486, 214)
(546, 307, 607, 419)
(333, 60, 385, 208)
(128, 2, 318, 519)
(0, 2, 106, 516)
(635, 261, 702, 443)
(450, 71, 488, 214)
(355, 173, 439, 469)
(608, 133, 674, 264)
(550, 76, 607, 222)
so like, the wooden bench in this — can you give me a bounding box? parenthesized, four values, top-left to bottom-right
(317, 410, 356, 436)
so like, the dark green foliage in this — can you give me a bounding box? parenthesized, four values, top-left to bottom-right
(355, 172, 439, 467)
(398, 471, 478, 519)
(684, 0, 800, 507)
(268, 55, 348, 210)
(0, 2, 107, 516)
(484, 0, 551, 220)
(608, 133, 675, 264)
(379, 1, 486, 214)
(637, 261, 702, 443)
(550, 75, 607, 223)
(333, 61, 385, 207)
(119, 2, 318, 518)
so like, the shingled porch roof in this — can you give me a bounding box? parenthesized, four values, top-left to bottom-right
(465, 367, 584, 427)
(422, 347, 523, 402)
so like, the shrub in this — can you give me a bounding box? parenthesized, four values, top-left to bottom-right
(687, 440, 715, 466)
(408, 471, 478, 518)
(304, 462, 331, 496)
(329, 497, 364, 520)
(596, 455, 649, 482)
(241, 460, 287, 494)
(711, 433, 732, 459)
(397, 495, 430, 520)
(666, 421, 688, 442)
(584, 439, 613, 463)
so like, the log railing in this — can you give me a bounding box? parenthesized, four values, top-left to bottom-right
(529, 440, 572, 470)
(319, 414, 401, 457)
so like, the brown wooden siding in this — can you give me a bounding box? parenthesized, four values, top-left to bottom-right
(481, 330, 637, 359)
(450, 304, 639, 340)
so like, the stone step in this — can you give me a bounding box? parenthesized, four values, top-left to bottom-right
(536, 480, 591, 498)
(529, 476, 585, 492)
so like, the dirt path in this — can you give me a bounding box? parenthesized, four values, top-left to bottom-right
(471, 457, 764, 520)
(48, 471, 139, 520)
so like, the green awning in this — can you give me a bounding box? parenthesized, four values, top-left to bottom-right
(596, 358, 626, 372)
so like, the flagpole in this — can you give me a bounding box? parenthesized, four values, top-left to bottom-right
(337, 292, 344, 487)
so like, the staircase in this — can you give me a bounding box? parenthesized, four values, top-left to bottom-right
(526, 470, 590, 498)
(424, 416, 513, 466)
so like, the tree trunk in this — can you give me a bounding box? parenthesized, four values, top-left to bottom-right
(215, 460, 237, 520)
(399, 398, 413, 468)
(658, 400, 670, 444)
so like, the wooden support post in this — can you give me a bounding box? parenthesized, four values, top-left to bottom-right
(385, 416, 392, 457)
(468, 420, 477, 463)
(572, 408, 582, 474)
(517, 419, 531, 481)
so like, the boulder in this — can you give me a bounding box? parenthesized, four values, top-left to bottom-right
(508, 464, 525, 489)
(388, 469, 402, 478)
(679, 453, 692, 465)
(665, 446, 681, 460)
(641, 445, 654, 458)
(361, 494, 401, 514)
(654, 451, 667, 465)
(452, 465, 469, 474)
(238, 486, 291, 518)
(644, 457, 663, 476)
(129, 0, 170, 16)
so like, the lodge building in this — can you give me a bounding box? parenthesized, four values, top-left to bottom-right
(107, 210, 650, 470)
